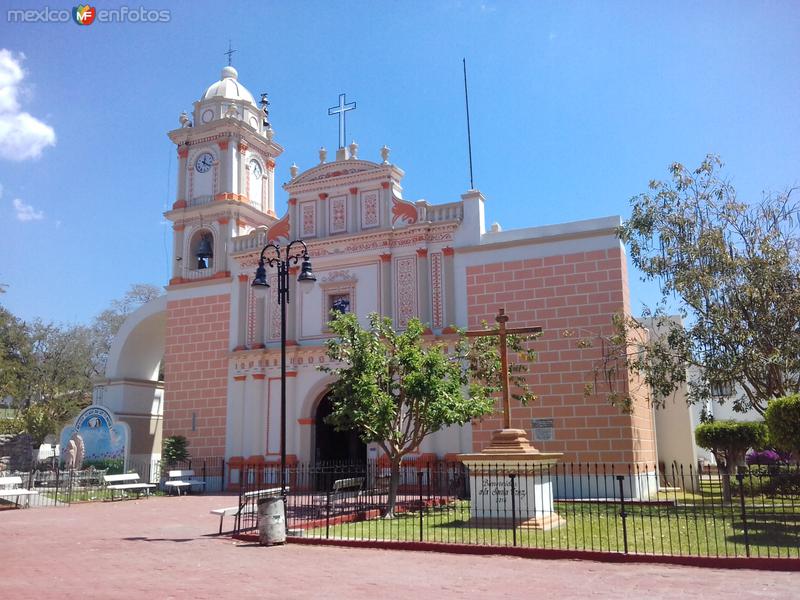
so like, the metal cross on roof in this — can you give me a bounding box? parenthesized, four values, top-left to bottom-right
(224, 40, 237, 66)
(328, 93, 356, 149)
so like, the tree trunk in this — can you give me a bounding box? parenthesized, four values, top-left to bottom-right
(711, 451, 733, 504)
(384, 459, 402, 518)
(719, 464, 733, 504)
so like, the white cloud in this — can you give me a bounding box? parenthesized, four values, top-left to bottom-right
(13, 198, 43, 221)
(0, 49, 55, 161)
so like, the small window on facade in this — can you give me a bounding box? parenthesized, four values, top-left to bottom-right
(329, 293, 351, 314)
(709, 381, 734, 398)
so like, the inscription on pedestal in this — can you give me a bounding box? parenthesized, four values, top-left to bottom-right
(468, 470, 555, 520)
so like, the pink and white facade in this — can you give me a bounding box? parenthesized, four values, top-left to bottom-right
(98, 66, 657, 490)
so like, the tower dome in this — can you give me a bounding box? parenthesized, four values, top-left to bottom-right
(201, 66, 256, 106)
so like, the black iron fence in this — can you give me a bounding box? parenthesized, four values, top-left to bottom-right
(4, 455, 800, 560)
(0, 455, 226, 509)
(232, 460, 800, 560)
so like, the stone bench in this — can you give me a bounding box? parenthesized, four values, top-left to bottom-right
(316, 477, 364, 511)
(103, 473, 156, 501)
(164, 469, 206, 495)
(0, 476, 38, 508)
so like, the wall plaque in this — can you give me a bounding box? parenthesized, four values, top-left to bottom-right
(532, 418, 555, 442)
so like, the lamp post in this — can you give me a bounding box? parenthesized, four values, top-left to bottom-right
(251, 240, 316, 503)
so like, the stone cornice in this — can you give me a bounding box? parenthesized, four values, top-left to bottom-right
(456, 224, 621, 255)
(95, 378, 165, 389)
(166, 273, 232, 289)
(229, 331, 461, 376)
(230, 221, 459, 269)
(167, 119, 284, 160)
(164, 199, 280, 227)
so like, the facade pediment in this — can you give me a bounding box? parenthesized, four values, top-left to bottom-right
(284, 159, 403, 194)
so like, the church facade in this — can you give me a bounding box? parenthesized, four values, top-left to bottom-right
(98, 66, 657, 485)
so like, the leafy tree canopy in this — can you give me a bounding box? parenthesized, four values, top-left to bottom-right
(590, 156, 799, 415)
(694, 419, 767, 503)
(0, 283, 161, 444)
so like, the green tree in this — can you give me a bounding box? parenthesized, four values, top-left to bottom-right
(0, 284, 160, 445)
(764, 394, 800, 456)
(14, 401, 77, 447)
(695, 420, 767, 502)
(601, 156, 799, 415)
(19, 321, 94, 409)
(321, 312, 538, 517)
(0, 305, 31, 402)
(10, 321, 95, 444)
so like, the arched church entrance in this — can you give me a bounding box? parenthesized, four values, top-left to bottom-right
(314, 392, 366, 465)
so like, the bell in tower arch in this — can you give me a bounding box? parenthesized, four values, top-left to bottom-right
(195, 233, 213, 269)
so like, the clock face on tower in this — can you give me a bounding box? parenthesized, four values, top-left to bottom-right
(195, 152, 214, 173)
(249, 159, 262, 179)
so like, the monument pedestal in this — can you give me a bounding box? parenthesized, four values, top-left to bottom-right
(458, 429, 565, 530)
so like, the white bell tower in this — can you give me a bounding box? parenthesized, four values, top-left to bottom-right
(163, 66, 282, 284)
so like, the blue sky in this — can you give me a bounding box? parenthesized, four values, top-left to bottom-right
(0, 0, 798, 325)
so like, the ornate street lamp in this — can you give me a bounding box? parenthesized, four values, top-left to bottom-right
(251, 240, 316, 507)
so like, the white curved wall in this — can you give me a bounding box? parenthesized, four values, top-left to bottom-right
(105, 295, 167, 381)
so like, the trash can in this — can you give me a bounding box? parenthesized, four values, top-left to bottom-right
(257, 496, 286, 546)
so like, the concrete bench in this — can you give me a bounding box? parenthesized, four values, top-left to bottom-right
(374, 474, 391, 494)
(164, 469, 206, 495)
(210, 486, 285, 535)
(0, 476, 39, 508)
(323, 477, 365, 510)
(104, 473, 156, 501)
(73, 468, 108, 487)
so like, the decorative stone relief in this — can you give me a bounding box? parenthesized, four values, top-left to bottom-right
(392, 195, 418, 226)
(268, 274, 280, 341)
(361, 190, 379, 229)
(330, 195, 347, 234)
(301, 202, 316, 237)
(395, 256, 418, 329)
(430, 251, 443, 329)
(246, 283, 256, 347)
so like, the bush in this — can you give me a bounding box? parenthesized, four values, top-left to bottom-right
(765, 394, 800, 455)
(746, 449, 785, 466)
(162, 435, 190, 466)
(0, 418, 20, 435)
(695, 420, 768, 471)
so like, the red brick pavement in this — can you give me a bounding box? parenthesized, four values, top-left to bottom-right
(0, 494, 796, 599)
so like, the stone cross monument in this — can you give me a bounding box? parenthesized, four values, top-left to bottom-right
(458, 308, 565, 529)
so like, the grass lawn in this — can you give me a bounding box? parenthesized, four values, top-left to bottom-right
(303, 499, 800, 559)
(39, 487, 165, 504)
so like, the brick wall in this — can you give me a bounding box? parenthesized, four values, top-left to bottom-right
(466, 247, 657, 466)
(163, 293, 230, 458)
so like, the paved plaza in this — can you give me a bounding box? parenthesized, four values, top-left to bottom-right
(0, 494, 796, 599)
